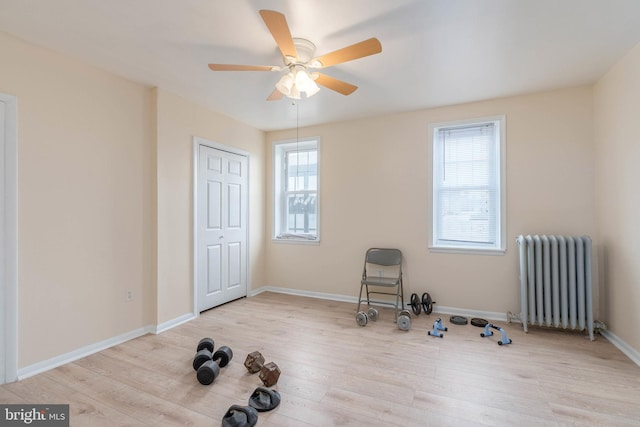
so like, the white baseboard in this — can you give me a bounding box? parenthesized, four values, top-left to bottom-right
(250, 286, 507, 321)
(600, 330, 640, 367)
(431, 305, 508, 322)
(17, 311, 199, 380)
(153, 312, 196, 334)
(250, 286, 357, 303)
(17, 325, 154, 380)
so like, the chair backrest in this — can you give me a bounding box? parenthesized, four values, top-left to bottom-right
(364, 248, 402, 267)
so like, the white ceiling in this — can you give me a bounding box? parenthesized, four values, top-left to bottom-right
(1, 0, 640, 131)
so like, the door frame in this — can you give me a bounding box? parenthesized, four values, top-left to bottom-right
(1, 93, 18, 384)
(192, 137, 250, 316)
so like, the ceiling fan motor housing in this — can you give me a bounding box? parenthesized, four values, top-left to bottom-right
(285, 38, 317, 66)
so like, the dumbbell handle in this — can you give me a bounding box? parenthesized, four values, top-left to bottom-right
(193, 346, 233, 371)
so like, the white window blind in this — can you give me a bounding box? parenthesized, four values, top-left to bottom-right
(432, 117, 504, 252)
(273, 138, 320, 243)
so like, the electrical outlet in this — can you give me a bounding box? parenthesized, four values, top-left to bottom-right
(126, 290, 133, 302)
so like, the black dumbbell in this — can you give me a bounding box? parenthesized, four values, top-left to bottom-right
(196, 346, 233, 385)
(192, 337, 215, 371)
(409, 292, 436, 315)
(192, 338, 234, 385)
(197, 337, 214, 352)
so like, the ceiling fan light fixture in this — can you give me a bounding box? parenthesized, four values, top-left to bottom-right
(276, 72, 295, 95)
(294, 68, 313, 89)
(304, 79, 320, 97)
(289, 85, 301, 100)
(276, 67, 320, 99)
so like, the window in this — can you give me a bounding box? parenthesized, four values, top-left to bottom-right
(430, 116, 505, 254)
(273, 138, 320, 242)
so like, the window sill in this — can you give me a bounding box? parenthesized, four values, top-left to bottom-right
(429, 246, 505, 256)
(272, 237, 320, 246)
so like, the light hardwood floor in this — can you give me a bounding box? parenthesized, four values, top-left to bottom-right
(1, 292, 639, 426)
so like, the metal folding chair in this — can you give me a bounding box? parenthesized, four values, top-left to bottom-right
(355, 248, 404, 325)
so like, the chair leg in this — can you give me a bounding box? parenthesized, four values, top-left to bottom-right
(390, 285, 396, 322)
(356, 284, 365, 313)
(365, 285, 371, 306)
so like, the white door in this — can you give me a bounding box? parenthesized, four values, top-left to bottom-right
(197, 144, 248, 311)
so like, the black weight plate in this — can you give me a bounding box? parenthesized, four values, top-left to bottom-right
(422, 293, 433, 314)
(193, 349, 212, 371)
(213, 346, 233, 367)
(197, 337, 214, 353)
(410, 293, 421, 315)
(471, 317, 489, 327)
(197, 360, 220, 385)
(450, 315, 468, 325)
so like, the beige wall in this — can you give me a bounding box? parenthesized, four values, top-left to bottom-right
(1, 31, 266, 369)
(594, 42, 640, 352)
(1, 32, 155, 367)
(155, 89, 266, 324)
(266, 87, 597, 315)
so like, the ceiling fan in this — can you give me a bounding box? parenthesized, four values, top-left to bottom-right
(208, 10, 382, 101)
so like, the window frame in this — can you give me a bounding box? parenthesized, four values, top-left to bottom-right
(272, 137, 321, 244)
(429, 115, 506, 255)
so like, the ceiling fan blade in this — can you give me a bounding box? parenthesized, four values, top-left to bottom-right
(259, 10, 298, 59)
(208, 64, 276, 71)
(314, 73, 358, 96)
(312, 38, 382, 68)
(267, 89, 284, 101)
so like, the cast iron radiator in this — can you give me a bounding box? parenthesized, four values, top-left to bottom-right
(516, 235, 594, 340)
